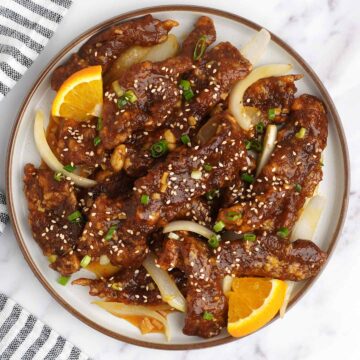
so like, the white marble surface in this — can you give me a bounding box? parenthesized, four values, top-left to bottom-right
(0, 0, 359, 359)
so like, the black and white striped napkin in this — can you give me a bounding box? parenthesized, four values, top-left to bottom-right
(0, 0, 72, 101)
(0, 294, 89, 359)
(0, 193, 9, 235)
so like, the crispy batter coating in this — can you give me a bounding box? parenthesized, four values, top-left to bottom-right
(181, 16, 216, 58)
(23, 164, 82, 275)
(100, 56, 193, 150)
(73, 266, 162, 305)
(47, 117, 104, 170)
(244, 75, 303, 123)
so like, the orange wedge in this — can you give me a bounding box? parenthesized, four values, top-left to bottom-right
(51, 65, 103, 120)
(227, 277, 287, 337)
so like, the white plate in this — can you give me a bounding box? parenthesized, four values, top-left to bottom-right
(6, 5, 349, 350)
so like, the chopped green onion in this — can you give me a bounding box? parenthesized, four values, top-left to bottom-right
(243, 233, 256, 242)
(54, 171, 63, 182)
(141, 194, 150, 205)
(57, 275, 70, 286)
(277, 227, 289, 238)
(241, 173, 254, 184)
(226, 211, 242, 221)
(204, 163, 213, 172)
(48, 254, 57, 263)
(63, 164, 76, 172)
(124, 90, 137, 103)
(96, 116, 103, 131)
(150, 139, 168, 158)
(80, 255, 91, 268)
(193, 35, 207, 61)
(208, 234, 220, 248)
(93, 136, 101, 146)
(202, 311, 214, 320)
(117, 89, 138, 108)
(180, 79, 191, 91)
(180, 134, 191, 145)
(180, 79, 194, 101)
(67, 210, 82, 223)
(105, 225, 117, 241)
(294, 183, 302, 192)
(213, 221, 225, 233)
(117, 97, 128, 108)
(295, 127, 307, 139)
(256, 122, 265, 134)
(183, 88, 194, 101)
(268, 108, 281, 120)
(245, 139, 262, 152)
(191, 170, 202, 180)
(205, 189, 219, 201)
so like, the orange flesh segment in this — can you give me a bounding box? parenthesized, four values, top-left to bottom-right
(51, 65, 103, 121)
(227, 277, 287, 337)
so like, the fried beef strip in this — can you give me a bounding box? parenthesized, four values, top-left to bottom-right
(101, 56, 193, 150)
(121, 42, 252, 176)
(77, 112, 248, 269)
(73, 266, 162, 305)
(181, 236, 227, 338)
(47, 117, 105, 171)
(51, 15, 178, 90)
(181, 16, 216, 58)
(156, 231, 327, 337)
(218, 94, 328, 234)
(244, 75, 303, 123)
(23, 164, 82, 275)
(216, 234, 327, 280)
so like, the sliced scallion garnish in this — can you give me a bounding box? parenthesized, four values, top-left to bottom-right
(150, 139, 168, 158)
(63, 164, 76, 173)
(243, 233, 256, 242)
(105, 225, 117, 241)
(193, 35, 208, 61)
(67, 210, 82, 223)
(213, 221, 225, 233)
(80, 255, 91, 268)
(57, 275, 70, 286)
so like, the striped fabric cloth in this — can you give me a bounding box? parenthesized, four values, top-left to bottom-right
(0, 0, 72, 101)
(0, 193, 9, 235)
(0, 294, 89, 359)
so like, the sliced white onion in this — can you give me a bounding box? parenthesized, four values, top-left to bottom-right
(168, 232, 180, 240)
(163, 220, 216, 240)
(256, 124, 277, 177)
(143, 254, 186, 312)
(290, 195, 326, 242)
(222, 275, 233, 295)
(240, 28, 271, 66)
(105, 35, 179, 84)
(34, 110, 97, 188)
(280, 195, 326, 317)
(229, 64, 292, 130)
(143, 34, 179, 62)
(94, 301, 171, 340)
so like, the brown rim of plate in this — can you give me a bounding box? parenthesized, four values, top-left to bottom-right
(6, 4, 350, 351)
